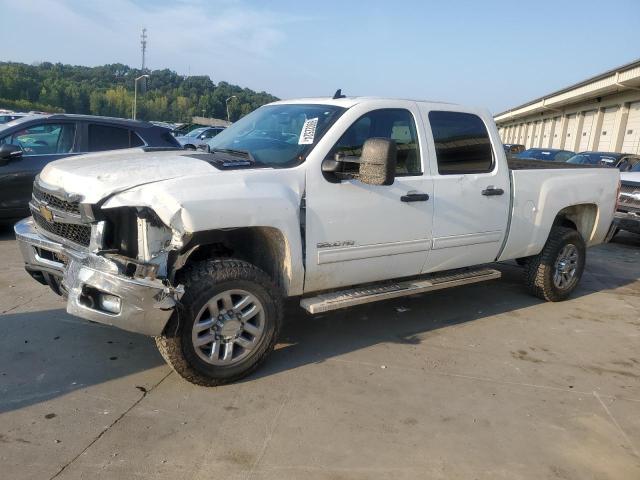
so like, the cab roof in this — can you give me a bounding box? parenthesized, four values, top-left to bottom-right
(269, 96, 457, 109)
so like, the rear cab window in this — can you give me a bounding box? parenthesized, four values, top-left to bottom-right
(428, 111, 494, 175)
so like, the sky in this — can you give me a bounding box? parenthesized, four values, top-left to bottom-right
(0, 0, 639, 114)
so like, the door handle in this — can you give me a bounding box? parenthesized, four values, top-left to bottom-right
(401, 192, 429, 202)
(481, 187, 504, 196)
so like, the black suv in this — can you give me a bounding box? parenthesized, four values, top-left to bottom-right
(0, 114, 181, 222)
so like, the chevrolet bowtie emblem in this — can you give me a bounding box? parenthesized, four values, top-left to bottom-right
(39, 204, 54, 222)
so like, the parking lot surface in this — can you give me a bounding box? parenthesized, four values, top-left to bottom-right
(0, 227, 639, 480)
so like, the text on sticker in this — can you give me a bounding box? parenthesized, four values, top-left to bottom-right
(299, 117, 319, 145)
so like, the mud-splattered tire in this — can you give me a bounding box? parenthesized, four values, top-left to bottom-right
(155, 259, 282, 386)
(524, 226, 586, 302)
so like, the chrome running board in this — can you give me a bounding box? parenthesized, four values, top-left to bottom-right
(300, 268, 501, 314)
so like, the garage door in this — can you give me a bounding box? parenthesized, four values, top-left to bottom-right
(525, 123, 533, 147)
(596, 106, 618, 151)
(551, 117, 563, 148)
(542, 119, 553, 147)
(578, 110, 596, 152)
(622, 102, 640, 154)
(517, 124, 526, 144)
(532, 121, 543, 147)
(564, 114, 577, 151)
(517, 126, 523, 143)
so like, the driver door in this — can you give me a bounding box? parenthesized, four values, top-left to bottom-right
(304, 103, 434, 293)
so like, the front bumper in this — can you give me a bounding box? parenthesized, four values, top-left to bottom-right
(14, 217, 179, 336)
(615, 210, 640, 235)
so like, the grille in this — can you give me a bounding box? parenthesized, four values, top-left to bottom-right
(32, 208, 91, 247)
(619, 183, 640, 211)
(33, 185, 81, 215)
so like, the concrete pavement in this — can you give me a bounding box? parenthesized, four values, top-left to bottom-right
(1, 227, 639, 479)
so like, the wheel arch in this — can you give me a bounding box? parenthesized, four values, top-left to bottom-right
(553, 203, 599, 244)
(173, 226, 299, 296)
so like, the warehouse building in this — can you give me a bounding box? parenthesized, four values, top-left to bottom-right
(495, 59, 640, 154)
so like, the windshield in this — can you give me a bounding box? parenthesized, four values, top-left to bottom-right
(567, 154, 594, 165)
(517, 149, 574, 161)
(567, 153, 620, 165)
(204, 104, 346, 167)
(631, 162, 640, 172)
(184, 127, 207, 138)
(517, 149, 554, 160)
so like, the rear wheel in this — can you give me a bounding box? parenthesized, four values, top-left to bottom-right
(524, 226, 586, 302)
(156, 259, 282, 386)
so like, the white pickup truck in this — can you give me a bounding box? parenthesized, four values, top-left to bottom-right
(15, 97, 619, 386)
(615, 168, 640, 235)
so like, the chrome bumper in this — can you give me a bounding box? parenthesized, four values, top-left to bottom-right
(614, 210, 640, 235)
(14, 217, 179, 336)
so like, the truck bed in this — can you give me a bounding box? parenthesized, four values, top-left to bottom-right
(498, 162, 619, 262)
(507, 158, 608, 170)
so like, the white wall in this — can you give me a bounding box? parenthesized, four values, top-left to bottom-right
(497, 90, 640, 153)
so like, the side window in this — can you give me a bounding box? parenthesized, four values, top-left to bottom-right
(6, 123, 75, 155)
(429, 111, 494, 175)
(333, 109, 422, 175)
(203, 128, 222, 139)
(88, 124, 143, 151)
(555, 151, 573, 162)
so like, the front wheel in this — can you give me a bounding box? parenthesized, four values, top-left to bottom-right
(524, 226, 586, 302)
(156, 259, 282, 386)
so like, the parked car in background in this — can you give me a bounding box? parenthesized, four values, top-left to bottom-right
(516, 148, 575, 162)
(0, 112, 28, 124)
(566, 151, 625, 167)
(615, 154, 640, 172)
(503, 144, 525, 154)
(615, 164, 640, 235)
(150, 121, 180, 130)
(0, 114, 181, 223)
(172, 123, 206, 137)
(175, 126, 226, 150)
(503, 144, 526, 160)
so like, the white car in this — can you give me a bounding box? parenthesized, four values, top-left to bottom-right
(174, 126, 225, 150)
(15, 96, 619, 386)
(616, 168, 640, 234)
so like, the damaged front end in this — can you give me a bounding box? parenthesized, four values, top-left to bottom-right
(14, 180, 185, 336)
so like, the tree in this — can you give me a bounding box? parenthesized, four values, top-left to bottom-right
(0, 61, 279, 122)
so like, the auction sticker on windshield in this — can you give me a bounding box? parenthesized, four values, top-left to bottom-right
(299, 117, 319, 145)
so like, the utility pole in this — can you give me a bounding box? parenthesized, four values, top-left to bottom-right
(140, 28, 148, 72)
(226, 95, 237, 123)
(133, 74, 150, 120)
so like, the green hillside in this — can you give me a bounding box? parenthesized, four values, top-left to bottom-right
(0, 61, 279, 122)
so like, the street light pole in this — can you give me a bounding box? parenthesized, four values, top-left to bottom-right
(133, 74, 150, 120)
(226, 95, 237, 123)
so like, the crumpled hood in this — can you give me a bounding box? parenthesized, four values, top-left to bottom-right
(39, 148, 218, 203)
